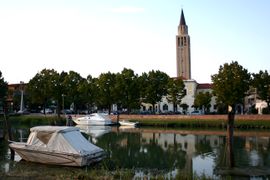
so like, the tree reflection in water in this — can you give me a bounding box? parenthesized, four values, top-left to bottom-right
(97, 132, 186, 172)
(2, 126, 270, 178)
(215, 124, 270, 178)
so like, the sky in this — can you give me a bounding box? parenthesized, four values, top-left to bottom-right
(1, 0, 270, 84)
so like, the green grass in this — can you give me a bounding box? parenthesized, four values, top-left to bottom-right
(4, 114, 270, 130)
(6, 114, 66, 127)
(1, 166, 215, 180)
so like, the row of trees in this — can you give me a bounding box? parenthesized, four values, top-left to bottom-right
(0, 61, 269, 116)
(24, 68, 185, 117)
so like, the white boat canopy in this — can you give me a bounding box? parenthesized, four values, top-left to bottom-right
(27, 126, 103, 155)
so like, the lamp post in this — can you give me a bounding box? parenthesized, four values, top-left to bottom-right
(62, 94, 65, 114)
(18, 81, 24, 113)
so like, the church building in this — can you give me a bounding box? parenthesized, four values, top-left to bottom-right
(143, 9, 217, 114)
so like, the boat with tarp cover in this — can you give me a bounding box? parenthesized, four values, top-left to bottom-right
(9, 126, 105, 166)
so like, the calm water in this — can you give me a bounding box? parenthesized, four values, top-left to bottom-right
(1, 125, 270, 179)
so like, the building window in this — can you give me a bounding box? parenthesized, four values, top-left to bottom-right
(181, 37, 183, 46)
(183, 37, 186, 46)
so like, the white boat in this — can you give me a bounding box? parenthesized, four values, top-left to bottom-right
(73, 113, 113, 126)
(119, 120, 138, 127)
(9, 126, 105, 167)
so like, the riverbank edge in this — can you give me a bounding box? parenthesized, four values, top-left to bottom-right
(110, 114, 270, 129)
(112, 114, 270, 121)
(5, 114, 270, 129)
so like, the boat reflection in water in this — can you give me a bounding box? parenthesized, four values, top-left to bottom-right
(76, 125, 112, 143)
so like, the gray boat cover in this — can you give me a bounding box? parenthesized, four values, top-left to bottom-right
(26, 126, 103, 155)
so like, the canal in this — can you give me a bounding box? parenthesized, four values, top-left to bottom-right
(1, 125, 270, 179)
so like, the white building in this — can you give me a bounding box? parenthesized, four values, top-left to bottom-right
(141, 79, 216, 114)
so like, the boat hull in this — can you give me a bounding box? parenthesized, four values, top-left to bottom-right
(9, 143, 104, 167)
(119, 121, 138, 127)
(73, 119, 113, 126)
(73, 113, 114, 126)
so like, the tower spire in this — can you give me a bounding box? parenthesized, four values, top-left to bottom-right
(180, 9, 186, 25)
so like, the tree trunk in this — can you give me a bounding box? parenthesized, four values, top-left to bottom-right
(117, 112, 119, 124)
(127, 106, 131, 115)
(57, 99, 61, 118)
(3, 112, 14, 160)
(226, 105, 235, 168)
(108, 104, 111, 115)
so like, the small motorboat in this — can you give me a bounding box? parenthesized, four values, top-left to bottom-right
(73, 113, 113, 126)
(119, 120, 138, 127)
(9, 126, 105, 167)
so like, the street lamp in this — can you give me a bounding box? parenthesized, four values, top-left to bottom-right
(62, 94, 65, 114)
(18, 81, 24, 114)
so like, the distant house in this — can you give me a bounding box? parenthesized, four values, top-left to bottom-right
(244, 87, 268, 114)
(6, 82, 27, 112)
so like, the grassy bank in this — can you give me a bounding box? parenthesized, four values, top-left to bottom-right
(4, 114, 270, 130)
(115, 114, 270, 129)
(6, 114, 66, 127)
(1, 170, 213, 180)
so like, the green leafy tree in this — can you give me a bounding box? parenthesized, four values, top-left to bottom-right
(193, 91, 212, 113)
(252, 70, 270, 108)
(86, 75, 98, 113)
(64, 71, 85, 113)
(139, 70, 169, 113)
(211, 61, 251, 168)
(211, 61, 251, 111)
(77, 75, 98, 113)
(167, 77, 186, 113)
(96, 72, 116, 114)
(27, 69, 59, 114)
(0, 71, 8, 112)
(52, 71, 68, 117)
(11, 89, 21, 112)
(115, 68, 140, 114)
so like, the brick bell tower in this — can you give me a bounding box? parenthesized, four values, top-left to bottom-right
(176, 9, 191, 79)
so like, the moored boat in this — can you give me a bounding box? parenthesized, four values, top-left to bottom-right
(9, 126, 105, 166)
(119, 120, 138, 127)
(73, 113, 113, 126)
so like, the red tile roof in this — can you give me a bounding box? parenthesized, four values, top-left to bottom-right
(197, 83, 213, 89)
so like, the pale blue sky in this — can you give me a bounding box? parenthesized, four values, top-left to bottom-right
(0, 0, 269, 84)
